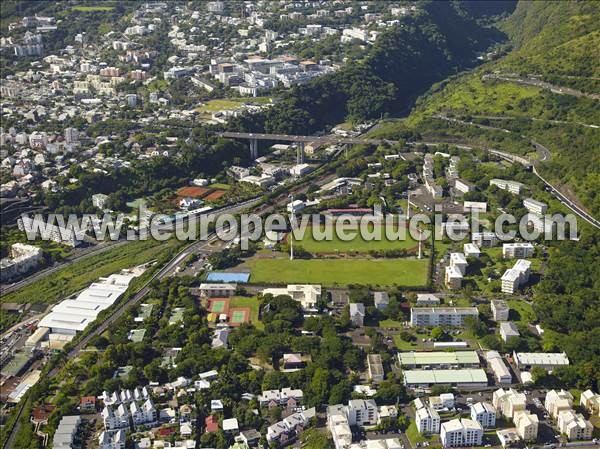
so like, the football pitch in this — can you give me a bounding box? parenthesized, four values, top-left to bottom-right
(243, 258, 429, 286)
(289, 224, 419, 253)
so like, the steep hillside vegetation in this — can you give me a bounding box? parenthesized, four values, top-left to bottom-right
(378, 1, 600, 216)
(229, 1, 506, 135)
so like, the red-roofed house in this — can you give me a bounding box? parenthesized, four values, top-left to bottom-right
(205, 415, 219, 433)
(156, 426, 176, 437)
(31, 404, 55, 425)
(80, 396, 96, 411)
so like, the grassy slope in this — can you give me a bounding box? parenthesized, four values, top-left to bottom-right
(376, 1, 600, 215)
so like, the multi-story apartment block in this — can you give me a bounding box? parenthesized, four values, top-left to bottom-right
(489, 179, 525, 195)
(557, 410, 593, 440)
(346, 399, 378, 426)
(0, 243, 42, 281)
(445, 265, 463, 290)
(415, 405, 441, 434)
(513, 411, 539, 442)
(491, 300, 509, 321)
(501, 259, 531, 294)
(500, 322, 520, 342)
(523, 198, 548, 215)
(545, 390, 573, 419)
(449, 252, 468, 275)
(471, 232, 498, 248)
(502, 243, 535, 259)
(493, 388, 526, 419)
(440, 419, 483, 448)
(98, 430, 126, 449)
(470, 402, 496, 428)
(580, 390, 600, 417)
(410, 307, 479, 327)
(101, 404, 129, 430)
(130, 398, 156, 427)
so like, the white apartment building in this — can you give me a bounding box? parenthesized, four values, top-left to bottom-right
(346, 399, 378, 426)
(463, 243, 481, 258)
(410, 307, 479, 327)
(502, 243, 534, 259)
(0, 243, 42, 282)
(493, 388, 526, 419)
(557, 410, 593, 440)
(545, 389, 573, 419)
(445, 265, 463, 290)
(440, 419, 483, 448)
(449, 252, 468, 275)
(415, 405, 441, 434)
(523, 198, 548, 215)
(130, 398, 157, 427)
(472, 232, 498, 248)
(490, 179, 525, 195)
(262, 284, 322, 310)
(470, 402, 496, 428)
(580, 390, 600, 417)
(98, 430, 126, 449)
(328, 408, 353, 449)
(102, 404, 129, 430)
(501, 259, 531, 294)
(491, 300, 509, 321)
(513, 411, 539, 442)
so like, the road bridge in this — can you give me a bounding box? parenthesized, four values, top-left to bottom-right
(216, 131, 396, 163)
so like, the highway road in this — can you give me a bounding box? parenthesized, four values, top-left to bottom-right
(482, 73, 600, 101)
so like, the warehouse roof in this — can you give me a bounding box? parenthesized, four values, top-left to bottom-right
(398, 351, 479, 366)
(514, 352, 569, 366)
(403, 369, 488, 385)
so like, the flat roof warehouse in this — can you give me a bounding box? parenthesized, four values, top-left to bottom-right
(38, 270, 141, 335)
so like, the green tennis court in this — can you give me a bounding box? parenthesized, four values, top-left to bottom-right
(230, 308, 250, 325)
(208, 299, 228, 313)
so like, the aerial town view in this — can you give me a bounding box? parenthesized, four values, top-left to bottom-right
(0, 1, 599, 449)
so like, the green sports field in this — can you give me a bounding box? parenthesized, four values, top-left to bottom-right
(230, 296, 263, 329)
(289, 224, 419, 253)
(243, 258, 428, 286)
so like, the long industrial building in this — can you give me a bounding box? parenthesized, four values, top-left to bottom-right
(403, 369, 488, 388)
(398, 351, 480, 369)
(38, 271, 140, 336)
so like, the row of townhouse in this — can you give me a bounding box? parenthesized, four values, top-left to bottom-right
(102, 398, 157, 430)
(266, 407, 316, 445)
(492, 388, 538, 442)
(101, 387, 149, 405)
(546, 389, 593, 441)
(258, 388, 303, 408)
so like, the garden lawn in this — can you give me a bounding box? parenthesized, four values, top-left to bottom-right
(243, 258, 428, 286)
